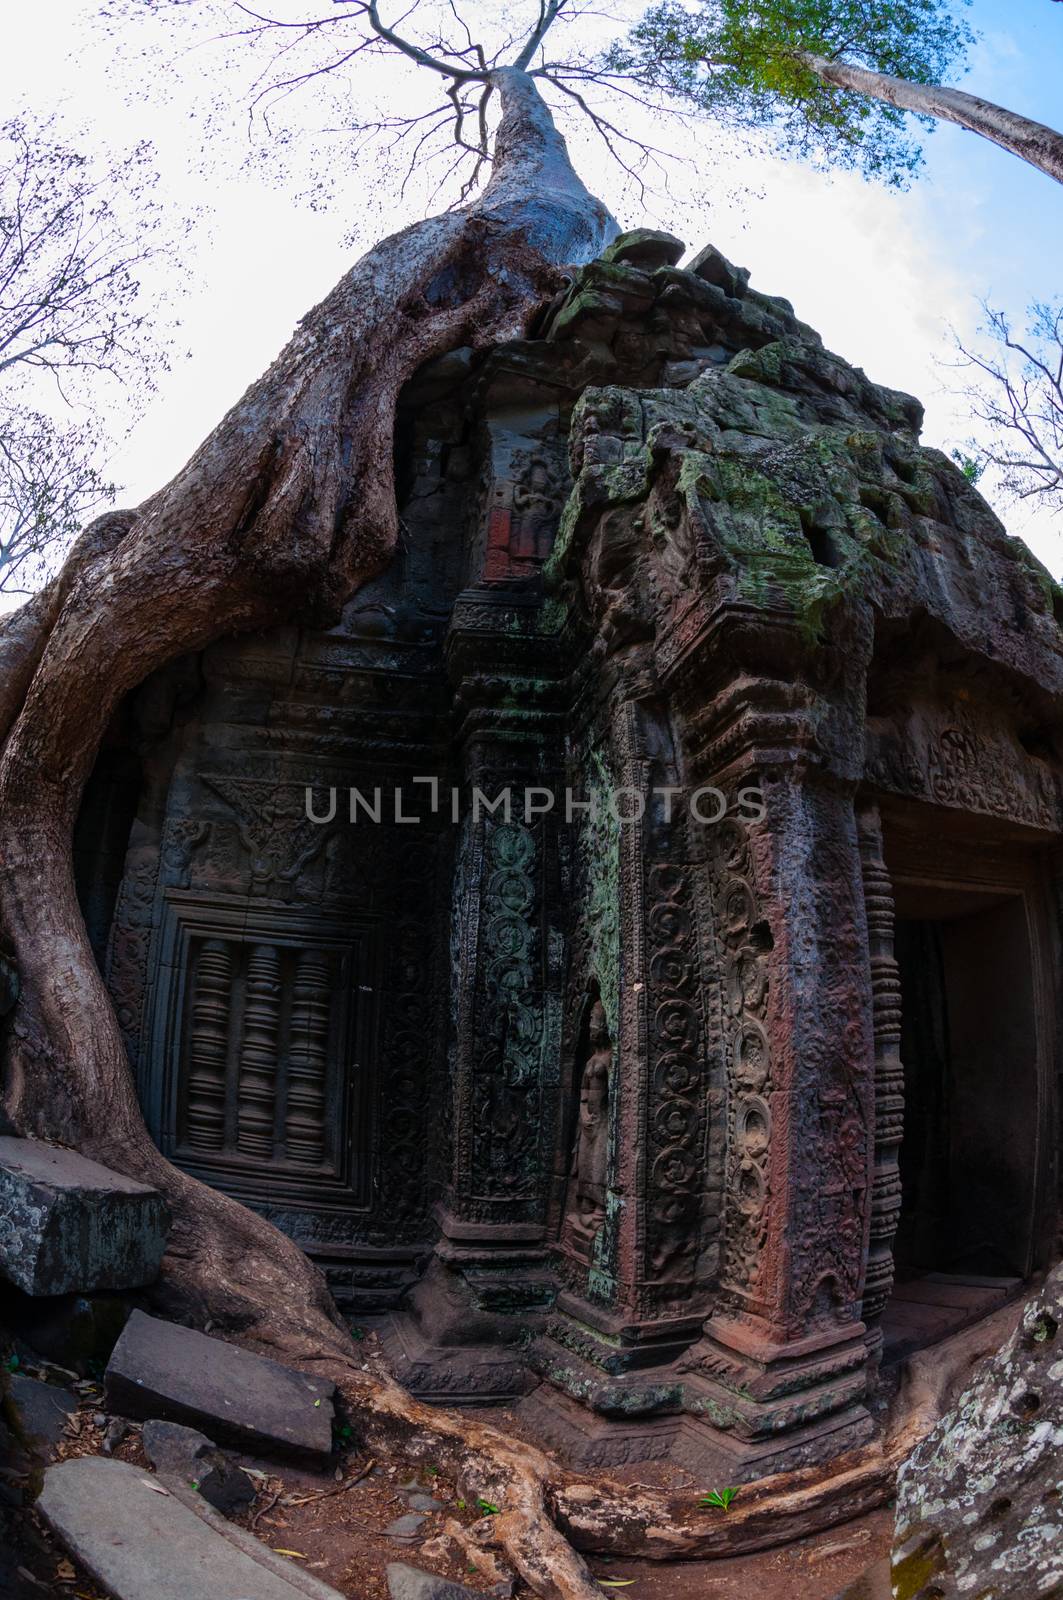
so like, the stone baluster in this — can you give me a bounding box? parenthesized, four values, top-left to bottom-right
(285, 949, 331, 1165)
(856, 803, 905, 1360)
(185, 939, 232, 1154)
(237, 944, 281, 1158)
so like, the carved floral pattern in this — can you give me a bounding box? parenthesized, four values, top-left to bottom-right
(645, 862, 704, 1286)
(471, 820, 544, 1199)
(710, 819, 773, 1299)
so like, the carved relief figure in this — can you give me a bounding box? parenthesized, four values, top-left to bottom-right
(566, 997, 612, 1246)
(512, 455, 563, 561)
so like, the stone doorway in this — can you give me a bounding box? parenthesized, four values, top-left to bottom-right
(880, 807, 1057, 1361)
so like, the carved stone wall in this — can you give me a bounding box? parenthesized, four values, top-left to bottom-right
(74, 227, 1063, 1474)
(85, 376, 470, 1312)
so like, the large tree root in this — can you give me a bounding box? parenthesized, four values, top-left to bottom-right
(0, 63, 1020, 1598)
(122, 1142, 1017, 1599)
(111, 1132, 1021, 1599)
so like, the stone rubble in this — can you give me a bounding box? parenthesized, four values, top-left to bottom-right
(141, 1417, 255, 1514)
(386, 1562, 512, 1600)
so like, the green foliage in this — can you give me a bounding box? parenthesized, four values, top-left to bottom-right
(477, 1497, 501, 1515)
(614, 0, 973, 186)
(950, 448, 984, 483)
(699, 1485, 740, 1510)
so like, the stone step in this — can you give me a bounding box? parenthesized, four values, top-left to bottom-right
(0, 1136, 168, 1296)
(38, 1456, 347, 1600)
(105, 1309, 336, 1464)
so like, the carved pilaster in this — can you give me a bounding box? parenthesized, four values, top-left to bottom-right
(237, 943, 281, 1158)
(664, 608, 877, 1465)
(856, 803, 905, 1356)
(386, 596, 568, 1401)
(185, 939, 232, 1154)
(682, 771, 875, 1462)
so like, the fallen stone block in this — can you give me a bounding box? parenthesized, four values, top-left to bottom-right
(387, 1563, 511, 1600)
(0, 1137, 168, 1296)
(142, 1418, 254, 1514)
(105, 1310, 335, 1464)
(38, 1456, 345, 1600)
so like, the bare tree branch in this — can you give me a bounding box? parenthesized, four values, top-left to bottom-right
(353, 0, 482, 80)
(946, 300, 1063, 513)
(0, 116, 184, 590)
(513, 0, 566, 72)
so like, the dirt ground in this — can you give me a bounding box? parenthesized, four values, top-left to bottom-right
(3, 1358, 893, 1600)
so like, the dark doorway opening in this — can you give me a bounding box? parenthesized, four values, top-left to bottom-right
(894, 888, 1037, 1279)
(879, 810, 1054, 1362)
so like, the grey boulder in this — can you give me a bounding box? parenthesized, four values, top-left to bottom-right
(893, 1262, 1063, 1598)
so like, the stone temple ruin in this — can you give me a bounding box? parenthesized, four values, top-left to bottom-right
(68, 229, 1063, 1479)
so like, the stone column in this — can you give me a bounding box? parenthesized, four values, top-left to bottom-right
(384, 588, 566, 1401)
(521, 667, 717, 1459)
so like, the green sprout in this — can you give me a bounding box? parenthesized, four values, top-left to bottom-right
(699, 1486, 739, 1512)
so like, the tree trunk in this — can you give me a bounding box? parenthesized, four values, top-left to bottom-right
(0, 62, 991, 1595)
(0, 65, 625, 1597)
(796, 51, 1063, 185)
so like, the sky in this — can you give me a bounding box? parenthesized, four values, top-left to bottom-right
(2, 0, 1062, 592)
